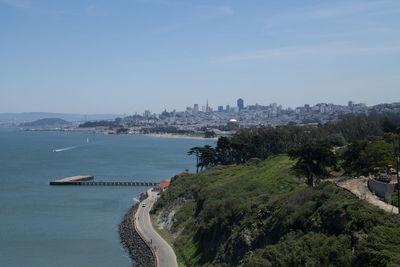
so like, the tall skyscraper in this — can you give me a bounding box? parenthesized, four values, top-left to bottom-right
(144, 110, 151, 118)
(218, 106, 223, 112)
(237, 98, 244, 111)
(194, 104, 199, 113)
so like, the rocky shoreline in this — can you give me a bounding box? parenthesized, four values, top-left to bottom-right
(119, 192, 156, 267)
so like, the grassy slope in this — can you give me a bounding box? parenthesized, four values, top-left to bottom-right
(151, 155, 400, 266)
(392, 193, 399, 208)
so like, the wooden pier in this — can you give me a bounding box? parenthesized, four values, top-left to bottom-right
(50, 175, 158, 186)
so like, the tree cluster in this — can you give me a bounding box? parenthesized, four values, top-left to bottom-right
(341, 140, 395, 176)
(188, 114, 400, 186)
(78, 120, 121, 128)
(140, 126, 194, 135)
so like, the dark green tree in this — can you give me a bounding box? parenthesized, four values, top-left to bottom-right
(382, 117, 398, 134)
(363, 141, 395, 174)
(188, 147, 202, 174)
(289, 142, 336, 186)
(188, 145, 217, 173)
(341, 140, 368, 175)
(204, 130, 217, 138)
(198, 145, 216, 170)
(215, 137, 232, 165)
(341, 140, 395, 176)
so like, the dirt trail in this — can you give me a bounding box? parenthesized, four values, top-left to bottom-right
(337, 178, 398, 214)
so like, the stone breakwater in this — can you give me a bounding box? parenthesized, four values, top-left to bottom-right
(119, 192, 156, 267)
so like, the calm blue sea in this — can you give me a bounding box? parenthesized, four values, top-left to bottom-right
(0, 128, 213, 267)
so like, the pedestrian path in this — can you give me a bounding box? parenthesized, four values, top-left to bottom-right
(135, 189, 178, 267)
(338, 178, 398, 214)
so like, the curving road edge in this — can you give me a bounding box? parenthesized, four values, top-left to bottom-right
(135, 189, 178, 267)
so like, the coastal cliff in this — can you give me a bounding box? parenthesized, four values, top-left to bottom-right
(151, 155, 400, 266)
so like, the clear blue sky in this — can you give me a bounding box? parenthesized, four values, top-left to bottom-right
(1, 0, 399, 114)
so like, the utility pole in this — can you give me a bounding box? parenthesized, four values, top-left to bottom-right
(394, 134, 400, 214)
(397, 135, 400, 214)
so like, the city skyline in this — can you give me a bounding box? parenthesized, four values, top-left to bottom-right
(145, 98, 368, 114)
(0, 97, 384, 116)
(1, 0, 400, 114)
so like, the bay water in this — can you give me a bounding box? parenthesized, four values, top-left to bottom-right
(0, 129, 213, 266)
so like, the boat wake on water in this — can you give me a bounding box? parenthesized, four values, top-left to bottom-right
(53, 145, 80, 152)
(53, 138, 91, 152)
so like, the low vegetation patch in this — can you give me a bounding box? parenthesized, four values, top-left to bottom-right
(152, 156, 400, 266)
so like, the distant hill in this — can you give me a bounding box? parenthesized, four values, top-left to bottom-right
(19, 118, 72, 128)
(0, 112, 121, 124)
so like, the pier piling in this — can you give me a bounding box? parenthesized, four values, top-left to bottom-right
(50, 176, 158, 186)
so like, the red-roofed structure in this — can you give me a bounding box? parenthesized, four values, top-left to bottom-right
(155, 178, 171, 191)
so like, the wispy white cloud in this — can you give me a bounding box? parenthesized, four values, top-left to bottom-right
(0, 0, 30, 9)
(152, 23, 182, 35)
(195, 5, 235, 18)
(306, 1, 384, 19)
(265, 0, 400, 29)
(134, 0, 172, 4)
(224, 43, 400, 62)
(85, 5, 106, 17)
(54, 10, 66, 15)
(210, 6, 234, 16)
(300, 27, 399, 39)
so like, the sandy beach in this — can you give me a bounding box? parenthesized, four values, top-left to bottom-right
(138, 133, 218, 141)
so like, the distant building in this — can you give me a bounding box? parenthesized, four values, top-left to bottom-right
(206, 99, 210, 113)
(144, 110, 151, 118)
(237, 98, 244, 111)
(348, 101, 354, 107)
(231, 107, 239, 113)
(227, 119, 239, 130)
(193, 104, 199, 113)
(218, 106, 224, 112)
(154, 178, 171, 192)
(226, 105, 230, 112)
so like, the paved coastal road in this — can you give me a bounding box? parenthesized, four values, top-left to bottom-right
(135, 189, 178, 267)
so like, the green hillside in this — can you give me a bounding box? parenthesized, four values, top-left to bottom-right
(19, 118, 71, 127)
(151, 155, 400, 266)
